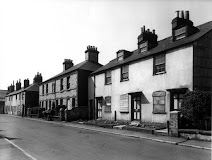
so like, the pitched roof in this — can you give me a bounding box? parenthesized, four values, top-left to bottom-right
(0, 90, 7, 101)
(41, 61, 102, 84)
(92, 21, 212, 75)
(6, 83, 39, 97)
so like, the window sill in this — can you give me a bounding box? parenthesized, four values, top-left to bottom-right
(104, 111, 112, 113)
(152, 112, 167, 114)
(153, 71, 166, 76)
(120, 111, 129, 113)
(120, 78, 129, 82)
(105, 82, 112, 85)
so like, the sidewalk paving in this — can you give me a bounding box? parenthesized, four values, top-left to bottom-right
(17, 115, 211, 151)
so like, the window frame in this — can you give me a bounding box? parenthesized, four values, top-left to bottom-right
(60, 79, 63, 91)
(121, 65, 129, 81)
(153, 54, 166, 75)
(67, 76, 70, 89)
(46, 84, 48, 94)
(105, 70, 112, 84)
(152, 91, 166, 114)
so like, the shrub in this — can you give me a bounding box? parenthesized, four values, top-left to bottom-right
(181, 90, 211, 130)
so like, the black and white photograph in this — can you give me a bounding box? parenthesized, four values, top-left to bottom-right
(0, 0, 211, 159)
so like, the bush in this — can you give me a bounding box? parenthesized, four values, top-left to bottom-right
(181, 90, 211, 130)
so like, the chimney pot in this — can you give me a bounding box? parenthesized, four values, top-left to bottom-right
(181, 10, 184, 19)
(185, 11, 189, 20)
(176, 10, 180, 18)
(153, 29, 155, 34)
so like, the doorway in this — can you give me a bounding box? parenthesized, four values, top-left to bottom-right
(131, 94, 141, 122)
(96, 97, 103, 119)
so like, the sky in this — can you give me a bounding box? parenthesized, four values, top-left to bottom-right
(0, 0, 212, 89)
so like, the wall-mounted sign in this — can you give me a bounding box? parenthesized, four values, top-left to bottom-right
(120, 94, 129, 112)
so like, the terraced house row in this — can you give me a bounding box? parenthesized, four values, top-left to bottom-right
(4, 11, 212, 125)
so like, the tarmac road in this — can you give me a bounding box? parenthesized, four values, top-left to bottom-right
(0, 114, 211, 160)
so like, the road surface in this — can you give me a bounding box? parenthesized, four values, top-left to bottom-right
(0, 114, 210, 160)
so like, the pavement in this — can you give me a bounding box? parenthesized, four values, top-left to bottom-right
(11, 115, 211, 151)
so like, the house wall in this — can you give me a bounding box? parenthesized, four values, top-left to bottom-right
(193, 30, 212, 91)
(39, 72, 78, 110)
(5, 92, 25, 116)
(95, 45, 193, 123)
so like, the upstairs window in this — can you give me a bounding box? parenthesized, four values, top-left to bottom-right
(42, 85, 44, 95)
(60, 79, 63, 91)
(154, 54, 165, 75)
(67, 76, 70, 89)
(105, 70, 111, 84)
(121, 65, 129, 81)
(46, 84, 48, 94)
(52, 83, 56, 93)
(117, 51, 124, 61)
(139, 41, 148, 53)
(174, 26, 186, 40)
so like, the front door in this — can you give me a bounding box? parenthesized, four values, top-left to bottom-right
(131, 95, 141, 121)
(96, 98, 103, 119)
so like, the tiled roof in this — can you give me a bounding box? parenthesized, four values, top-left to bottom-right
(6, 83, 39, 96)
(41, 61, 102, 84)
(0, 90, 7, 101)
(92, 21, 212, 75)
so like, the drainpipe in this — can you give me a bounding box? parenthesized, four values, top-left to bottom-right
(94, 76, 96, 120)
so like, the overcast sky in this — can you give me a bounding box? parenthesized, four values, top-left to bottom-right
(0, 0, 212, 89)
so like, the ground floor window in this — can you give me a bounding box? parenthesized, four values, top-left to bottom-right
(104, 96, 111, 112)
(173, 93, 184, 110)
(152, 91, 166, 114)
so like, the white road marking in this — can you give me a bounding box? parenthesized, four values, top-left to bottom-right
(4, 138, 37, 160)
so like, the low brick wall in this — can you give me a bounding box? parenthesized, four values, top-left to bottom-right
(179, 129, 211, 141)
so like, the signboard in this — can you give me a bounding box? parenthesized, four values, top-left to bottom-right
(120, 94, 129, 112)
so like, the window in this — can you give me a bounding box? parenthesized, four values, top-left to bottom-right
(72, 98, 75, 107)
(52, 83, 56, 93)
(60, 79, 63, 91)
(42, 85, 44, 95)
(154, 54, 165, 74)
(46, 101, 48, 110)
(105, 70, 111, 84)
(152, 91, 166, 114)
(104, 96, 111, 112)
(139, 41, 148, 53)
(173, 93, 184, 110)
(117, 52, 124, 61)
(175, 26, 186, 40)
(60, 99, 63, 105)
(121, 65, 129, 81)
(16, 94, 17, 100)
(46, 84, 48, 94)
(67, 76, 70, 89)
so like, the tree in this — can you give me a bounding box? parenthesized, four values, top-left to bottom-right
(181, 90, 211, 130)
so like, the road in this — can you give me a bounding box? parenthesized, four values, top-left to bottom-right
(0, 114, 211, 160)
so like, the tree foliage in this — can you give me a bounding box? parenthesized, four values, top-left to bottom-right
(181, 90, 211, 130)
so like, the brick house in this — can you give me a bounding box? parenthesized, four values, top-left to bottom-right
(39, 46, 102, 119)
(0, 90, 7, 114)
(89, 11, 212, 124)
(5, 73, 42, 116)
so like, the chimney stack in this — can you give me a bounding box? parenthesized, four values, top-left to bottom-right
(85, 45, 99, 63)
(16, 80, 21, 91)
(24, 79, 30, 88)
(33, 72, 43, 84)
(63, 59, 74, 71)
